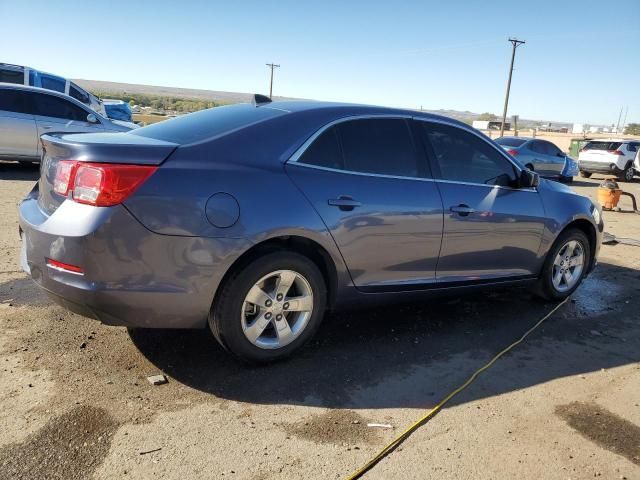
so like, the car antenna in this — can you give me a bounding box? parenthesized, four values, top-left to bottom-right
(252, 94, 272, 106)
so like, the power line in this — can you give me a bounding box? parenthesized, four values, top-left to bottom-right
(500, 38, 525, 137)
(265, 63, 280, 99)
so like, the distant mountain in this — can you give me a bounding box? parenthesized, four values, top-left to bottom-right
(73, 79, 293, 104)
(74, 79, 571, 127)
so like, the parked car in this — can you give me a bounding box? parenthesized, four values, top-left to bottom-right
(19, 99, 603, 362)
(0, 63, 106, 116)
(0, 84, 135, 163)
(577, 139, 640, 182)
(495, 136, 578, 182)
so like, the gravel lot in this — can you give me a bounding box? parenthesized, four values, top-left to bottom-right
(1, 161, 639, 480)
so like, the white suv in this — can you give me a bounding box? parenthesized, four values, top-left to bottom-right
(578, 139, 640, 182)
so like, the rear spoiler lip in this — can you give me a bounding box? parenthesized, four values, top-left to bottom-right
(40, 133, 179, 166)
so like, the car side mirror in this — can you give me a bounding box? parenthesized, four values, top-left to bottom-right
(519, 169, 539, 188)
(86, 113, 99, 124)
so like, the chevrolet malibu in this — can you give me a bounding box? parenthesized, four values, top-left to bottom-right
(19, 98, 603, 362)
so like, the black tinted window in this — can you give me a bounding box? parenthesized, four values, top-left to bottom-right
(33, 93, 88, 121)
(0, 90, 34, 115)
(627, 142, 638, 152)
(0, 68, 24, 84)
(337, 119, 419, 177)
(584, 141, 622, 151)
(132, 103, 284, 144)
(298, 126, 343, 169)
(421, 122, 516, 186)
(69, 83, 89, 104)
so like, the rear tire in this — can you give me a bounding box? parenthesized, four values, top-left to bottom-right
(209, 251, 326, 363)
(620, 165, 634, 182)
(579, 171, 592, 178)
(534, 229, 590, 301)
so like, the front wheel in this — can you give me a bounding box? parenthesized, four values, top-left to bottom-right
(535, 229, 590, 301)
(579, 171, 592, 178)
(209, 251, 326, 363)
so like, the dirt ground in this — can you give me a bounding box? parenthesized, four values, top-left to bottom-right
(1, 162, 638, 480)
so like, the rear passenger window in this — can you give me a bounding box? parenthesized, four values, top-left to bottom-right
(337, 119, 419, 177)
(0, 69, 24, 84)
(33, 93, 88, 121)
(627, 143, 638, 153)
(420, 122, 516, 187)
(297, 126, 343, 169)
(0, 90, 34, 115)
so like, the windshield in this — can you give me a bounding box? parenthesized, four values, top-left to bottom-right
(131, 103, 285, 145)
(495, 137, 527, 147)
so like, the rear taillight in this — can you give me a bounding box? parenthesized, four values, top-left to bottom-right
(608, 150, 624, 156)
(506, 149, 519, 156)
(53, 160, 157, 206)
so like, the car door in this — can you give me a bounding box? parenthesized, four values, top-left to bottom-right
(540, 140, 566, 176)
(286, 117, 444, 291)
(528, 140, 555, 175)
(0, 88, 38, 160)
(416, 120, 546, 283)
(32, 92, 104, 156)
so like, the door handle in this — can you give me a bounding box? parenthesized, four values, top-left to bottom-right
(450, 204, 475, 216)
(328, 196, 361, 211)
(41, 125, 53, 129)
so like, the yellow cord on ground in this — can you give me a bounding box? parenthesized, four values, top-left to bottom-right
(344, 297, 570, 480)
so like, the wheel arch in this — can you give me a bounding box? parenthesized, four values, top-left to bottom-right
(559, 218, 597, 271)
(212, 235, 340, 312)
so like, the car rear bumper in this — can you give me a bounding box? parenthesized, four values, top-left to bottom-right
(578, 161, 624, 174)
(19, 192, 242, 329)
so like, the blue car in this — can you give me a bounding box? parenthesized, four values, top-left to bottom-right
(19, 98, 602, 362)
(496, 136, 578, 182)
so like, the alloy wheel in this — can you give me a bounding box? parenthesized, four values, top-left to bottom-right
(551, 240, 585, 292)
(241, 270, 314, 349)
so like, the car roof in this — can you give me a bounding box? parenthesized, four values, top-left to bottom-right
(252, 99, 472, 128)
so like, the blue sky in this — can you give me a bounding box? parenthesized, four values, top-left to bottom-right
(3, 0, 638, 125)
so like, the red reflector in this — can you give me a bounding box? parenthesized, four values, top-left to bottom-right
(506, 149, 519, 156)
(609, 150, 624, 156)
(46, 258, 84, 274)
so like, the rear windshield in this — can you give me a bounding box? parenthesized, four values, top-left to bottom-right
(583, 141, 622, 151)
(495, 137, 527, 147)
(131, 103, 285, 145)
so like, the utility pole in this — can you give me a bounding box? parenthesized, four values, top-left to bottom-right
(622, 106, 628, 134)
(500, 38, 525, 137)
(615, 106, 623, 133)
(266, 63, 280, 99)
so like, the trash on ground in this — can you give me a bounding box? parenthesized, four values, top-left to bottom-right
(146, 374, 168, 386)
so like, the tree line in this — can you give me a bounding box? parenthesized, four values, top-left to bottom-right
(91, 91, 222, 113)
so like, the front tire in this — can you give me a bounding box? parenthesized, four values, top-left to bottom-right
(535, 229, 590, 301)
(209, 251, 326, 363)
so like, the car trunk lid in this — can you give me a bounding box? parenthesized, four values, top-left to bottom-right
(38, 132, 178, 215)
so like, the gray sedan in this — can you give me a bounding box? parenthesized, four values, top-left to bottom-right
(19, 99, 602, 362)
(495, 136, 578, 182)
(0, 84, 134, 163)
